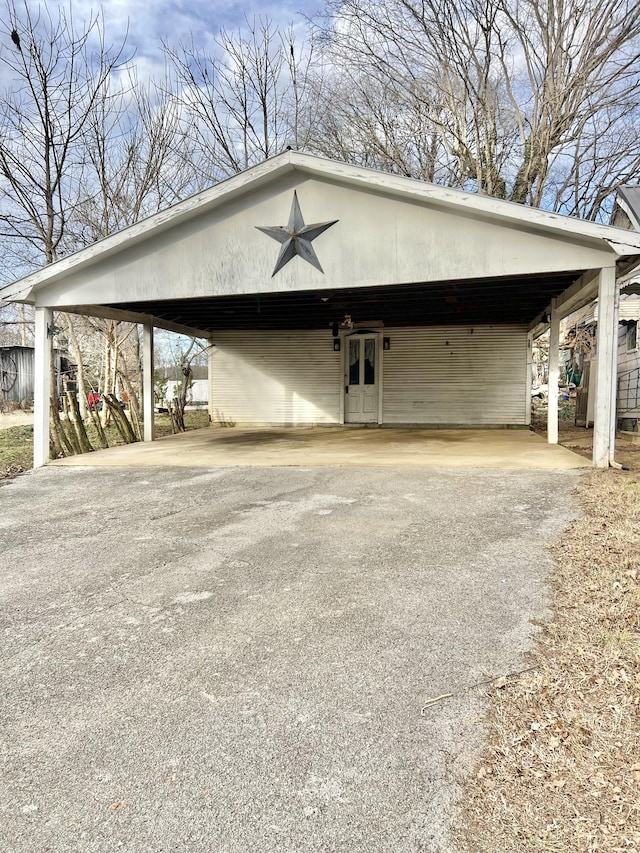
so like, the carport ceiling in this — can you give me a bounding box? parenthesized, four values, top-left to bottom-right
(107, 270, 583, 332)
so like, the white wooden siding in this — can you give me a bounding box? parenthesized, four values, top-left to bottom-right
(165, 379, 209, 405)
(619, 294, 640, 321)
(210, 325, 528, 426)
(617, 322, 639, 374)
(584, 293, 640, 324)
(210, 331, 341, 425)
(382, 326, 528, 425)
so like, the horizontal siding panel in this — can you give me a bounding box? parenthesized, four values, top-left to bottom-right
(589, 295, 640, 322)
(210, 331, 341, 425)
(618, 322, 638, 372)
(210, 325, 528, 426)
(619, 294, 640, 321)
(383, 326, 528, 424)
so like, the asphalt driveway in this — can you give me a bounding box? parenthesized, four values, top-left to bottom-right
(0, 465, 579, 852)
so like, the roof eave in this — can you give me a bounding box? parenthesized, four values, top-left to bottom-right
(616, 187, 640, 230)
(0, 282, 35, 305)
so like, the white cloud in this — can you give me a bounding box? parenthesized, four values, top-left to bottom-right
(46, 0, 313, 70)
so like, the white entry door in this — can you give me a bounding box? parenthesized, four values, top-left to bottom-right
(345, 334, 379, 423)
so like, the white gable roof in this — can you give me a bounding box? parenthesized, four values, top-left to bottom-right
(2, 151, 640, 311)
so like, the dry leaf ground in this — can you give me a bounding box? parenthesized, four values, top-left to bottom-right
(459, 424, 640, 852)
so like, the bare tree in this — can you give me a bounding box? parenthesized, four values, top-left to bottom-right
(306, 68, 457, 183)
(502, 0, 640, 216)
(311, 0, 640, 216)
(0, 1, 138, 453)
(0, 4, 197, 444)
(165, 337, 210, 433)
(67, 70, 194, 248)
(0, 0, 129, 269)
(164, 17, 321, 183)
(309, 0, 515, 192)
(0, 302, 32, 346)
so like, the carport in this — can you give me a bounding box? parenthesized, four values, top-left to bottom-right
(1, 151, 640, 468)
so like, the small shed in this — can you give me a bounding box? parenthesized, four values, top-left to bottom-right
(0, 345, 76, 407)
(0, 345, 33, 405)
(1, 152, 640, 467)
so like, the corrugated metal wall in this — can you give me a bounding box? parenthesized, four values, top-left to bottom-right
(383, 326, 528, 425)
(1, 346, 34, 404)
(210, 331, 341, 425)
(210, 325, 529, 426)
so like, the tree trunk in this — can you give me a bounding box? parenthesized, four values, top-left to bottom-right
(49, 420, 62, 459)
(66, 391, 93, 453)
(103, 394, 137, 443)
(63, 316, 88, 420)
(101, 332, 112, 428)
(19, 305, 27, 347)
(88, 401, 109, 449)
(172, 396, 186, 432)
(62, 396, 82, 455)
(117, 369, 142, 441)
(167, 402, 179, 434)
(172, 365, 193, 432)
(50, 396, 75, 456)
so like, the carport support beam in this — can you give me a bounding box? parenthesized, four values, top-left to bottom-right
(34, 306, 53, 468)
(609, 282, 620, 464)
(593, 266, 617, 467)
(547, 298, 559, 445)
(525, 331, 533, 426)
(143, 323, 154, 442)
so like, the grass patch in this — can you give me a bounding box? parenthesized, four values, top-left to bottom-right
(154, 410, 210, 437)
(0, 410, 210, 479)
(458, 470, 640, 852)
(0, 425, 34, 477)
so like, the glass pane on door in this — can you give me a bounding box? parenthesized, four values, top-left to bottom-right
(364, 339, 375, 384)
(349, 339, 360, 385)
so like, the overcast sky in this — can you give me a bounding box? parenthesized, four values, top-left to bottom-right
(48, 0, 318, 66)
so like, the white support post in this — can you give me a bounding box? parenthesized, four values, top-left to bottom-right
(143, 322, 154, 442)
(208, 337, 215, 423)
(593, 267, 617, 467)
(525, 330, 533, 426)
(33, 306, 53, 468)
(609, 283, 620, 464)
(547, 298, 559, 445)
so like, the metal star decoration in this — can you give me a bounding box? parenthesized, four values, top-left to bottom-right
(256, 192, 338, 277)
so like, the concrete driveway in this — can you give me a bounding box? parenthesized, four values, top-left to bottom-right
(0, 464, 579, 852)
(52, 425, 590, 469)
